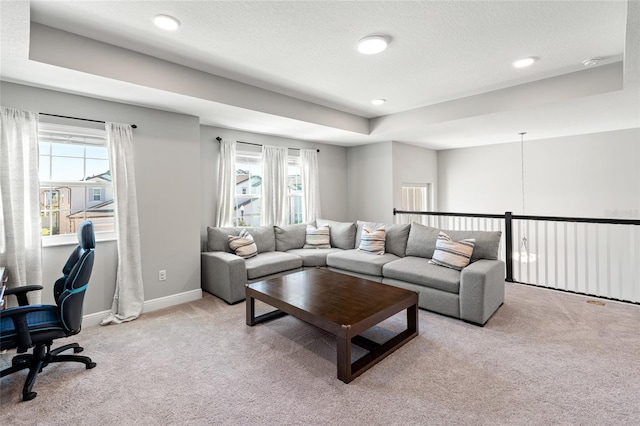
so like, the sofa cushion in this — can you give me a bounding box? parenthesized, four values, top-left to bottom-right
(274, 223, 310, 251)
(304, 224, 331, 249)
(244, 252, 303, 280)
(429, 231, 475, 271)
(228, 229, 258, 259)
(443, 230, 501, 261)
(357, 225, 386, 255)
(287, 248, 343, 267)
(248, 226, 277, 253)
(327, 249, 399, 276)
(356, 221, 411, 257)
(383, 256, 461, 294)
(207, 226, 238, 253)
(207, 226, 276, 253)
(405, 222, 440, 259)
(316, 219, 357, 249)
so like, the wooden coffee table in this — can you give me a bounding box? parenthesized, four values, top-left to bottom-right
(246, 268, 419, 383)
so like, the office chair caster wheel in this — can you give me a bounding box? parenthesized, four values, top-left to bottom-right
(87, 362, 97, 369)
(23, 391, 37, 401)
(73, 346, 84, 353)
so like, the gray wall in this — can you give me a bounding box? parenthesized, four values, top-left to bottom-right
(392, 141, 439, 212)
(200, 125, 350, 247)
(437, 128, 640, 218)
(1, 82, 202, 313)
(346, 141, 438, 223)
(347, 141, 394, 223)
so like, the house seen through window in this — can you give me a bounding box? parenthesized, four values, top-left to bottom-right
(234, 150, 303, 227)
(38, 123, 114, 238)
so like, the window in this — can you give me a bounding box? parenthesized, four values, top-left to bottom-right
(287, 157, 303, 224)
(38, 123, 114, 241)
(233, 149, 304, 226)
(234, 152, 262, 227)
(90, 188, 103, 202)
(401, 183, 432, 224)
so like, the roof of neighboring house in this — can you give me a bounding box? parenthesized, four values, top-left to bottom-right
(236, 174, 262, 187)
(67, 199, 114, 218)
(84, 170, 111, 182)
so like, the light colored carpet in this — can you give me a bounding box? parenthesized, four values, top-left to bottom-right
(1, 282, 639, 425)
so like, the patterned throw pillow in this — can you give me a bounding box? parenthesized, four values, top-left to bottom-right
(357, 225, 386, 255)
(303, 224, 331, 249)
(228, 229, 258, 259)
(429, 231, 475, 270)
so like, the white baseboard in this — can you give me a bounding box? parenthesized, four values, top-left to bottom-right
(82, 288, 203, 327)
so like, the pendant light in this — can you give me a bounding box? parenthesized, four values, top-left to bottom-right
(514, 132, 537, 263)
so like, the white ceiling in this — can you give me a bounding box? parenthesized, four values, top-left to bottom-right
(1, 0, 639, 149)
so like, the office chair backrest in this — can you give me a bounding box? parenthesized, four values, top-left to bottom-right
(54, 221, 95, 335)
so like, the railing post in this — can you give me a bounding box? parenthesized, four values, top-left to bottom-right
(505, 211, 514, 282)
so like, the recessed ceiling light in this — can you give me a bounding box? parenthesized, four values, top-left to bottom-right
(371, 99, 386, 105)
(513, 57, 536, 68)
(582, 57, 601, 67)
(154, 14, 181, 31)
(357, 35, 389, 55)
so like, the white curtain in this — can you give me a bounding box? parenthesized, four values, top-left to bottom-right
(0, 107, 42, 306)
(215, 138, 236, 227)
(300, 149, 321, 222)
(261, 145, 288, 226)
(101, 122, 144, 325)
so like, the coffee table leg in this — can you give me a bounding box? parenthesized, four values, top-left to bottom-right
(408, 303, 418, 334)
(336, 327, 352, 383)
(246, 295, 256, 326)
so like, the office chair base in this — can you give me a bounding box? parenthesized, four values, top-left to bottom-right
(0, 342, 96, 401)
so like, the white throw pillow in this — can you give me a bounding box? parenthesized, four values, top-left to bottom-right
(303, 224, 331, 249)
(228, 229, 258, 259)
(357, 225, 386, 255)
(429, 231, 475, 270)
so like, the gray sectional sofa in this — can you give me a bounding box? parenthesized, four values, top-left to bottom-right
(201, 219, 505, 325)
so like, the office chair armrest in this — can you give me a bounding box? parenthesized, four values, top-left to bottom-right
(4, 285, 44, 306)
(0, 304, 52, 349)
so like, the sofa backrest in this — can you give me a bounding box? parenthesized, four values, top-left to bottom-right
(207, 226, 276, 253)
(443, 229, 502, 261)
(355, 221, 411, 257)
(315, 219, 357, 250)
(274, 222, 312, 251)
(406, 222, 502, 262)
(405, 223, 441, 259)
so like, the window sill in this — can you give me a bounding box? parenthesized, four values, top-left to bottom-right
(42, 232, 117, 248)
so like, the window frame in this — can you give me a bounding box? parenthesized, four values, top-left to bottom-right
(233, 148, 305, 227)
(38, 122, 117, 247)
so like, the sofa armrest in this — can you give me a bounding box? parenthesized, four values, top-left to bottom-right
(459, 259, 505, 325)
(201, 251, 247, 304)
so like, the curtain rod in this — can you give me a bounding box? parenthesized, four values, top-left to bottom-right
(216, 137, 319, 152)
(39, 112, 137, 129)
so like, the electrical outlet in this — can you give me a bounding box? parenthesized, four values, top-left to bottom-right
(159, 270, 167, 281)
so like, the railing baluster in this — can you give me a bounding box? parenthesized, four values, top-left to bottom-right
(636, 228, 640, 302)
(584, 223, 589, 295)
(534, 220, 539, 285)
(574, 222, 579, 293)
(525, 219, 530, 283)
(595, 224, 600, 296)
(553, 221, 558, 289)
(564, 222, 569, 291)
(606, 225, 611, 299)
(544, 221, 548, 287)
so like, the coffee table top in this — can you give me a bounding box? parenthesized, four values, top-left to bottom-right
(246, 268, 417, 330)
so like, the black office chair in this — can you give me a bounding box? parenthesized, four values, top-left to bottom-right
(0, 221, 96, 401)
